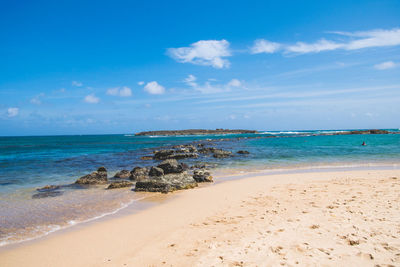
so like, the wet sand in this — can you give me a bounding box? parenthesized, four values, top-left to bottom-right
(1, 169, 400, 266)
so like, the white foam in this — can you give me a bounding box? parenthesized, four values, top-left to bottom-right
(0, 196, 149, 247)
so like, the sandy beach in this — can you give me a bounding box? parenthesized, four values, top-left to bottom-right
(1, 168, 400, 266)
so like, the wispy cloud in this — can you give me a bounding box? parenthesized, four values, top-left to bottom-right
(184, 74, 197, 87)
(251, 39, 281, 54)
(30, 93, 45, 105)
(374, 61, 397, 70)
(84, 94, 100, 103)
(186, 77, 244, 94)
(143, 81, 165, 95)
(7, 107, 19, 117)
(252, 28, 400, 54)
(72, 81, 83, 87)
(167, 40, 231, 68)
(106, 86, 132, 97)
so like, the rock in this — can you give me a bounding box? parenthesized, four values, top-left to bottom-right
(157, 159, 184, 174)
(129, 167, 149, 181)
(153, 149, 174, 160)
(237, 150, 250, 154)
(191, 162, 217, 169)
(97, 166, 107, 173)
(193, 169, 213, 182)
(113, 170, 130, 179)
(140, 156, 153, 160)
(36, 185, 60, 192)
(212, 149, 233, 158)
(107, 181, 133, 189)
(149, 166, 164, 177)
(134, 172, 197, 193)
(168, 153, 199, 159)
(198, 147, 219, 154)
(173, 144, 198, 153)
(75, 167, 108, 185)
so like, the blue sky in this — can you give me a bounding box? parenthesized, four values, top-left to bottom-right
(1, 0, 400, 135)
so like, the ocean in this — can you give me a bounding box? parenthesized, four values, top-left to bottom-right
(1, 129, 400, 246)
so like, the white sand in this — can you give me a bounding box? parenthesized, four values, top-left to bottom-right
(1, 169, 400, 266)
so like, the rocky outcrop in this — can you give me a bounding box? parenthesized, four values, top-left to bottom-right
(198, 147, 219, 154)
(107, 181, 133, 189)
(157, 159, 184, 174)
(237, 150, 250, 154)
(149, 166, 164, 177)
(153, 149, 198, 160)
(129, 167, 149, 181)
(193, 169, 213, 182)
(135, 129, 258, 136)
(134, 172, 197, 193)
(113, 170, 130, 179)
(75, 167, 108, 185)
(213, 149, 233, 158)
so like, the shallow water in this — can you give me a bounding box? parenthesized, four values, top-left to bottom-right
(1, 129, 400, 246)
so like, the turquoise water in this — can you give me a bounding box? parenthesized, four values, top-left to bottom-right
(1, 129, 400, 246)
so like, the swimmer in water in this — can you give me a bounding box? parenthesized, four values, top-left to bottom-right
(362, 141, 366, 146)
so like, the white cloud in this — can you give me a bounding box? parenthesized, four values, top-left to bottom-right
(72, 81, 83, 87)
(167, 40, 231, 69)
(138, 81, 144, 86)
(30, 93, 44, 105)
(7, 107, 19, 117)
(190, 78, 244, 94)
(144, 81, 165, 95)
(251, 39, 281, 54)
(286, 39, 343, 53)
(107, 86, 132, 97)
(284, 28, 400, 54)
(106, 88, 119, 96)
(227, 79, 241, 87)
(343, 28, 400, 50)
(84, 94, 100, 103)
(119, 86, 132, 97)
(184, 74, 197, 87)
(374, 61, 396, 70)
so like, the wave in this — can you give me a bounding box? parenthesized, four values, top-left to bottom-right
(0, 195, 149, 247)
(258, 131, 309, 135)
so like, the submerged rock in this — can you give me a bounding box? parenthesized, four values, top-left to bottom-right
(113, 170, 130, 179)
(193, 169, 213, 182)
(32, 190, 63, 199)
(140, 156, 153, 160)
(75, 167, 108, 185)
(107, 181, 133, 189)
(134, 172, 197, 193)
(153, 149, 198, 160)
(36, 185, 60, 192)
(237, 150, 250, 154)
(212, 149, 233, 158)
(129, 167, 149, 181)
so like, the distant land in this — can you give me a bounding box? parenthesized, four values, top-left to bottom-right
(135, 129, 258, 136)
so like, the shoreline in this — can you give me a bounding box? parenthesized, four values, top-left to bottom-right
(1, 162, 400, 249)
(1, 167, 400, 266)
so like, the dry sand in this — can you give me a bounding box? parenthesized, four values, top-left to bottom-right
(1, 169, 400, 266)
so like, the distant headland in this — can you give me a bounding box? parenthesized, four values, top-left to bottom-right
(135, 129, 258, 136)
